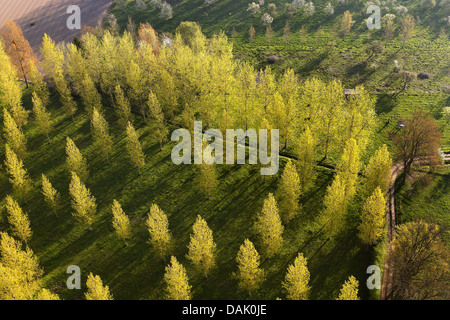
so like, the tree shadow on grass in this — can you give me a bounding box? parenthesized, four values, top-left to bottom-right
(375, 93, 398, 115)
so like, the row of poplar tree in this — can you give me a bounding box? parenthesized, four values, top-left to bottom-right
(0, 20, 392, 299)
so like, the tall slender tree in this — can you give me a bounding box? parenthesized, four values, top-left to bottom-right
(32, 92, 52, 143)
(5, 195, 32, 246)
(125, 122, 145, 174)
(358, 187, 386, 246)
(85, 273, 113, 300)
(69, 172, 97, 231)
(111, 199, 131, 246)
(0, 232, 43, 300)
(282, 253, 311, 300)
(186, 215, 216, 277)
(41, 174, 61, 216)
(146, 203, 172, 260)
(3, 108, 27, 159)
(91, 108, 113, 163)
(277, 160, 301, 223)
(235, 239, 264, 295)
(65, 137, 89, 182)
(337, 276, 359, 300)
(4, 144, 32, 201)
(147, 91, 168, 150)
(114, 84, 134, 129)
(255, 193, 284, 257)
(164, 256, 192, 300)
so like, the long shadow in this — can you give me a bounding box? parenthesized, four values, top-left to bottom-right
(375, 93, 398, 115)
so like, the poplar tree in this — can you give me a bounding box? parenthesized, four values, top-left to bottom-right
(337, 276, 359, 300)
(235, 62, 258, 130)
(4, 144, 32, 201)
(321, 174, 347, 239)
(164, 256, 192, 300)
(29, 61, 50, 107)
(85, 273, 113, 300)
(0, 39, 24, 120)
(41, 174, 61, 216)
(125, 121, 145, 174)
(126, 61, 146, 121)
(146, 203, 172, 260)
(80, 73, 102, 115)
(40, 34, 77, 119)
(65, 137, 89, 182)
(114, 85, 133, 129)
(235, 239, 264, 295)
(277, 160, 301, 223)
(32, 92, 52, 143)
(358, 187, 386, 246)
(0, 232, 43, 300)
(69, 172, 97, 231)
(282, 253, 311, 300)
(3, 108, 27, 159)
(5, 195, 32, 246)
(340, 10, 354, 37)
(155, 69, 177, 121)
(186, 215, 216, 277)
(111, 199, 131, 246)
(91, 107, 113, 163)
(147, 91, 168, 150)
(267, 92, 290, 149)
(255, 193, 284, 257)
(66, 43, 87, 96)
(363, 144, 392, 197)
(336, 138, 361, 202)
(295, 126, 317, 190)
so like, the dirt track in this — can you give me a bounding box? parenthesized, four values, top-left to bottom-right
(0, 0, 113, 57)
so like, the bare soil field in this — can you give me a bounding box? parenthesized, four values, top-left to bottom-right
(0, 0, 113, 56)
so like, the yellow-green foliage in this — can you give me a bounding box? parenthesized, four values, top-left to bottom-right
(126, 121, 145, 174)
(337, 275, 359, 300)
(111, 199, 131, 245)
(186, 215, 216, 277)
(235, 239, 264, 294)
(4, 144, 31, 200)
(146, 203, 172, 259)
(69, 172, 97, 231)
(358, 187, 386, 245)
(85, 273, 113, 300)
(0, 232, 43, 299)
(283, 253, 311, 300)
(65, 137, 89, 182)
(254, 193, 284, 257)
(164, 256, 192, 300)
(5, 195, 32, 245)
(277, 160, 301, 223)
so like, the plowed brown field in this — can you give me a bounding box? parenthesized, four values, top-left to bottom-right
(0, 0, 113, 56)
